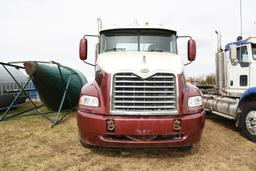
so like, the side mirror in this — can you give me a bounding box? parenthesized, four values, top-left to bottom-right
(188, 39, 196, 61)
(230, 45, 237, 62)
(79, 38, 88, 60)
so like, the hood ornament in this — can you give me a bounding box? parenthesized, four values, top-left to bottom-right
(142, 55, 146, 64)
(140, 55, 149, 73)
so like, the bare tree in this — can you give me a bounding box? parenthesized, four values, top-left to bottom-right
(186, 74, 215, 86)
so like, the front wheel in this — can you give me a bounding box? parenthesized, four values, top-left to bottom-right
(240, 102, 256, 142)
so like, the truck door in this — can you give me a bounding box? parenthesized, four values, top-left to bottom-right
(250, 44, 256, 86)
(227, 45, 250, 96)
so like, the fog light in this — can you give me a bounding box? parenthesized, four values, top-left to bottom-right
(173, 119, 182, 132)
(106, 119, 115, 132)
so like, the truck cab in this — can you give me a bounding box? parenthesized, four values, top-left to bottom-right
(203, 33, 256, 142)
(77, 23, 205, 148)
(225, 38, 256, 97)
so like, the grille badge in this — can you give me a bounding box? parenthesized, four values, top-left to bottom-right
(140, 68, 150, 73)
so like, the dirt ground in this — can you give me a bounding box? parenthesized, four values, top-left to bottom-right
(0, 106, 255, 171)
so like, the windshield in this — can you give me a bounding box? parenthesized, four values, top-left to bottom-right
(252, 44, 256, 60)
(100, 29, 177, 54)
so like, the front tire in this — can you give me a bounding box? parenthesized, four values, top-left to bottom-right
(240, 102, 256, 142)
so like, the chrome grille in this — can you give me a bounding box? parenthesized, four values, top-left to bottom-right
(112, 72, 177, 115)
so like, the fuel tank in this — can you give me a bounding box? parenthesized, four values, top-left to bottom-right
(203, 94, 239, 119)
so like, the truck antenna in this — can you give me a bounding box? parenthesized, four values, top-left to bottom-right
(240, 0, 243, 37)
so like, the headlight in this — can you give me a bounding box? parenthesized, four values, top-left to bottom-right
(188, 96, 202, 108)
(79, 95, 99, 107)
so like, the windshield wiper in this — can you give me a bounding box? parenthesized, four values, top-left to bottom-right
(148, 49, 164, 52)
(105, 48, 126, 52)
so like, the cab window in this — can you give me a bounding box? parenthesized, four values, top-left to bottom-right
(237, 45, 249, 67)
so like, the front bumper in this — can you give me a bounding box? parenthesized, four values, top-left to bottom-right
(77, 110, 205, 148)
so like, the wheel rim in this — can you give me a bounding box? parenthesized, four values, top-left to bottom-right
(246, 111, 256, 135)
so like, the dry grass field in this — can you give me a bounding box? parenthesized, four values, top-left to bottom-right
(0, 105, 255, 171)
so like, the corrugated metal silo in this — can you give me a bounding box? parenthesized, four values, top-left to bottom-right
(0, 65, 28, 110)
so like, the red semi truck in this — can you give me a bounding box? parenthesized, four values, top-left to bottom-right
(77, 21, 205, 148)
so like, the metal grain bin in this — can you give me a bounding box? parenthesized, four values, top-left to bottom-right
(0, 65, 28, 110)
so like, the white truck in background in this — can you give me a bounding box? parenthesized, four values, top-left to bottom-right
(203, 31, 256, 142)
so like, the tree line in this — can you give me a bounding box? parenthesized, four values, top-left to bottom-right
(187, 74, 215, 86)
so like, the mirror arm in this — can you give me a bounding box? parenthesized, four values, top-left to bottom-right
(83, 60, 96, 67)
(177, 35, 192, 39)
(83, 35, 100, 38)
(184, 61, 192, 66)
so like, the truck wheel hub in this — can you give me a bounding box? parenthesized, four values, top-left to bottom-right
(246, 111, 256, 135)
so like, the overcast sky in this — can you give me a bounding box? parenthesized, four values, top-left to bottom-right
(0, 0, 255, 79)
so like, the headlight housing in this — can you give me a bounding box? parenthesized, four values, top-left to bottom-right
(188, 96, 202, 108)
(79, 95, 99, 107)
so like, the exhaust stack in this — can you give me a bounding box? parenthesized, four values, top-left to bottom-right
(215, 30, 222, 52)
(215, 31, 226, 96)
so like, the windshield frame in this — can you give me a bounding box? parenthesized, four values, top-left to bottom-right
(99, 28, 177, 54)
